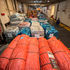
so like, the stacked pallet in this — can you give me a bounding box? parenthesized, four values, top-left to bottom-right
(0, 35, 70, 70)
(25, 37, 40, 70)
(0, 35, 21, 70)
(18, 22, 30, 30)
(38, 37, 59, 70)
(30, 21, 44, 38)
(6, 34, 29, 70)
(48, 37, 70, 70)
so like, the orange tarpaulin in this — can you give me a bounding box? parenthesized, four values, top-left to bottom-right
(8, 35, 21, 49)
(0, 35, 21, 70)
(39, 37, 59, 70)
(25, 37, 40, 70)
(6, 35, 29, 70)
(48, 37, 70, 70)
(58, 40, 70, 58)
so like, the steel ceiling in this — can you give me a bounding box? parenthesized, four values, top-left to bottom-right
(17, 0, 66, 4)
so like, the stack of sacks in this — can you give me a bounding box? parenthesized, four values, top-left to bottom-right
(30, 21, 44, 37)
(0, 35, 21, 70)
(6, 34, 30, 70)
(16, 13, 26, 20)
(10, 21, 23, 26)
(16, 27, 31, 36)
(30, 26, 44, 38)
(25, 37, 40, 70)
(45, 26, 58, 39)
(40, 22, 51, 30)
(10, 13, 25, 21)
(5, 26, 19, 43)
(39, 20, 48, 24)
(40, 21, 58, 39)
(6, 26, 19, 36)
(39, 20, 58, 39)
(31, 18, 38, 21)
(18, 22, 30, 30)
(31, 21, 40, 26)
(10, 14, 24, 26)
(48, 37, 70, 70)
(38, 37, 59, 70)
(24, 18, 32, 24)
(38, 14, 46, 20)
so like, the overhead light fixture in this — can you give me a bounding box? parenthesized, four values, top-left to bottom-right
(34, 1, 42, 3)
(47, 0, 50, 2)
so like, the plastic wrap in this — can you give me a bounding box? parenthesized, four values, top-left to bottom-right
(0, 35, 20, 70)
(25, 37, 40, 70)
(6, 34, 29, 70)
(39, 37, 59, 70)
(48, 37, 70, 70)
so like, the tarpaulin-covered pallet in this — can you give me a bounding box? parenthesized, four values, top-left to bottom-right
(58, 40, 70, 57)
(10, 13, 25, 22)
(5, 26, 19, 43)
(39, 20, 58, 39)
(18, 22, 30, 30)
(24, 18, 32, 24)
(16, 27, 31, 36)
(25, 37, 40, 70)
(0, 34, 70, 70)
(48, 37, 70, 70)
(30, 26, 44, 38)
(31, 18, 38, 21)
(10, 14, 24, 26)
(38, 37, 59, 70)
(0, 35, 21, 70)
(6, 34, 30, 70)
(31, 21, 40, 27)
(38, 14, 46, 20)
(45, 28, 58, 39)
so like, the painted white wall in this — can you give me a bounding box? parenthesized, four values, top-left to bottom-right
(0, 0, 9, 16)
(7, 0, 16, 15)
(23, 4, 28, 14)
(47, 0, 70, 27)
(18, 3, 28, 13)
(57, 0, 70, 27)
(18, 3, 22, 12)
(41, 7, 47, 14)
(0, 0, 16, 17)
(0, 0, 16, 32)
(45, 5, 56, 18)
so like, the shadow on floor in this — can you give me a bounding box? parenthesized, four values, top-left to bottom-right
(51, 22, 70, 48)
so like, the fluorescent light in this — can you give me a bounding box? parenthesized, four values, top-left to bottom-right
(47, 0, 50, 2)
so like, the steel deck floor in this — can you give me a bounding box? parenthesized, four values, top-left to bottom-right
(51, 22, 70, 48)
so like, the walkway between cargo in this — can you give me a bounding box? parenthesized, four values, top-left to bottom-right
(49, 19, 70, 48)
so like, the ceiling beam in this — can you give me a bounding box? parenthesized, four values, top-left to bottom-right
(17, 0, 66, 4)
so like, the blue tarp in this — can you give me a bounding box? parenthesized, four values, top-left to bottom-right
(39, 21, 59, 39)
(24, 18, 32, 24)
(39, 22, 51, 30)
(45, 26, 59, 39)
(38, 14, 46, 20)
(16, 27, 31, 36)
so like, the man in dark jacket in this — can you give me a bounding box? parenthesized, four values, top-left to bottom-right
(56, 18, 60, 27)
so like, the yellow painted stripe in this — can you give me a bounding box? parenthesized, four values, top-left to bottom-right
(59, 23, 65, 27)
(60, 23, 70, 31)
(64, 27, 70, 31)
(50, 18, 70, 31)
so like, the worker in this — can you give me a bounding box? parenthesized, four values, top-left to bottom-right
(56, 18, 60, 27)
